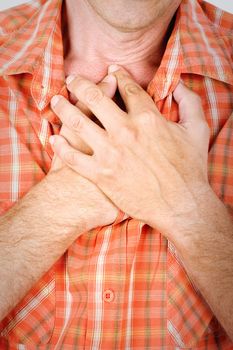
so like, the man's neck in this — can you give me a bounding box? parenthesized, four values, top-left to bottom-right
(62, 0, 178, 89)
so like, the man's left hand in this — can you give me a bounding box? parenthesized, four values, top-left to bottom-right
(50, 66, 211, 241)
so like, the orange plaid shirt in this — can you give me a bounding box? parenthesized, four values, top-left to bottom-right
(0, 0, 233, 349)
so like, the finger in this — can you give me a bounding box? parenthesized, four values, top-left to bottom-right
(173, 82, 210, 150)
(75, 74, 118, 118)
(173, 82, 208, 127)
(99, 74, 118, 98)
(66, 75, 126, 134)
(108, 65, 159, 117)
(51, 95, 108, 151)
(49, 135, 96, 180)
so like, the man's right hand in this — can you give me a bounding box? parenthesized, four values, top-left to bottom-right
(47, 74, 119, 230)
(0, 74, 118, 322)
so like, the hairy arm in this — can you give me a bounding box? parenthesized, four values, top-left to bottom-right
(50, 66, 233, 340)
(0, 167, 116, 321)
(0, 74, 118, 322)
(173, 189, 233, 340)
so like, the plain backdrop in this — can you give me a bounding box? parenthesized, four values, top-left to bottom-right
(0, 0, 233, 13)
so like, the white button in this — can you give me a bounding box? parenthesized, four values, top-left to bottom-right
(103, 289, 115, 303)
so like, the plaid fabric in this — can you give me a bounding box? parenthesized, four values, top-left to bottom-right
(0, 0, 233, 348)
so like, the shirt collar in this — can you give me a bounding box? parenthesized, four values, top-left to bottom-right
(147, 0, 233, 101)
(0, 0, 232, 108)
(0, 0, 63, 76)
(0, 0, 66, 122)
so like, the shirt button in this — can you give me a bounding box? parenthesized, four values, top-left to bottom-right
(103, 289, 115, 303)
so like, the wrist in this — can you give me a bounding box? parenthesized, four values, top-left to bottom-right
(42, 168, 91, 231)
(170, 185, 231, 253)
(45, 167, 117, 231)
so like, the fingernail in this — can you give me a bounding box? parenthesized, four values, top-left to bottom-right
(66, 75, 76, 85)
(49, 135, 56, 145)
(51, 95, 61, 108)
(102, 74, 115, 83)
(108, 64, 120, 74)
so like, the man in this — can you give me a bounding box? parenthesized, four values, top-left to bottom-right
(0, 0, 232, 348)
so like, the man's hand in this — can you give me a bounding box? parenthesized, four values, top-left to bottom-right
(50, 74, 118, 171)
(50, 66, 211, 239)
(50, 66, 233, 341)
(0, 74, 119, 322)
(49, 74, 119, 229)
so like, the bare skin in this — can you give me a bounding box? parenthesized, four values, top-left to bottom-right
(0, 77, 118, 321)
(63, 0, 181, 88)
(50, 67, 233, 340)
(0, 0, 232, 343)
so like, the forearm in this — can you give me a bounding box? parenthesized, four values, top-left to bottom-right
(0, 169, 91, 321)
(173, 188, 233, 340)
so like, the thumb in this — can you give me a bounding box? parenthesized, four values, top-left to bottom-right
(173, 82, 210, 159)
(173, 82, 206, 128)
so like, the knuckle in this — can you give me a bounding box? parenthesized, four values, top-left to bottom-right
(96, 147, 119, 180)
(119, 124, 138, 143)
(109, 145, 120, 160)
(84, 86, 104, 105)
(117, 72, 129, 81)
(124, 82, 142, 96)
(69, 114, 83, 132)
(106, 144, 119, 163)
(137, 109, 157, 125)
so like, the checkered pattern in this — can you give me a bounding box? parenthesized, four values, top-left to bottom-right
(0, 0, 232, 349)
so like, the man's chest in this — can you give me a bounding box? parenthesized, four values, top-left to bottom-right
(0, 73, 232, 214)
(0, 73, 233, 349)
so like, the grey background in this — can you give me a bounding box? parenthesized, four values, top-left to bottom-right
(0, 0, 233, 13)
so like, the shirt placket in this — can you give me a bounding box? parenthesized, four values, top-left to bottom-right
(84, 219, 142, 349)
